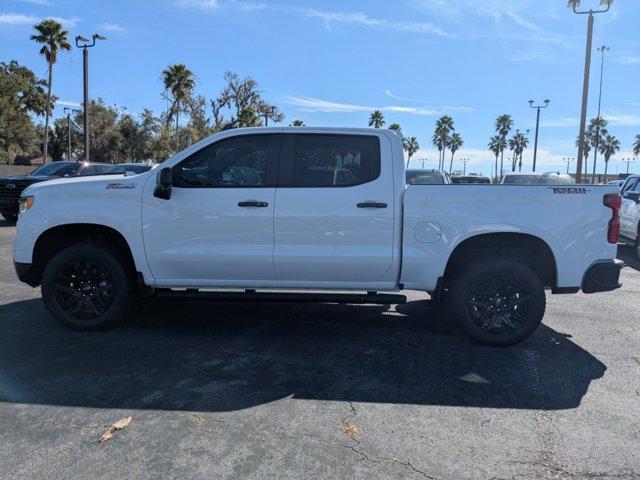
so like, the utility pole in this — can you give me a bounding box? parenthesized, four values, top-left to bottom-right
(528, 99, 550, 172)
(569, 0, 613, 183)
(621, 157, 635, 174)
(63, 107, 81, 161)
(563, 157, 575, 174)
(75, 33, 106, 162)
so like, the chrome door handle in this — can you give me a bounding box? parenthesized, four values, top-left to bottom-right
(238, 201, 268, 207)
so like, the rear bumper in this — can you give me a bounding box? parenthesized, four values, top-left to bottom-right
(581, 259, 624, 294)
(14, 261, 39, 287)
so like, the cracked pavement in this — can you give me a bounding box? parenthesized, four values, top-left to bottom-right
(0, 219, 639, 479)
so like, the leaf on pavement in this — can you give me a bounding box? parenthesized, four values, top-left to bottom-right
(98, 416, 132, 443)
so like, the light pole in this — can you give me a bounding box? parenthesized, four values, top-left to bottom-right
(569, 0, 613, 183)
(75, 33, 106, 162)
(563, 157, 575, 174)
(621, 157, 635, 174)
(63, 107, 81, 161)
(528, 99, 550, 172)
(591, 44, 609, 183)
(461, 158, 470, 175)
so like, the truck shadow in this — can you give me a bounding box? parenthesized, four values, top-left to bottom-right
(0, 296, 605, 412)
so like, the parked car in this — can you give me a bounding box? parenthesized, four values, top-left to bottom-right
(14, 127, 623, 346)
(0, 161, 113, 222)
(607, 179, 625, 188)
(107, 163, 156, 174)
(619, 174, 640, 258)
(406, 169, 451, 184)
(451, 175, 491, 184)
(500, 172, 575, 185)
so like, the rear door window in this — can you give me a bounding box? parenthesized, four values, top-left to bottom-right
(279, 134, 381, 187)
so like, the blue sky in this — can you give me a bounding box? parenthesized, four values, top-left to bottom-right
(1, 0, 639, 175)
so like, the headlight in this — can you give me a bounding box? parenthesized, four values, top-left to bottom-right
(18, 196, 34, 214)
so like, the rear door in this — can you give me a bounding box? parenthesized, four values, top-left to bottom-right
(273, 133, 396, 285)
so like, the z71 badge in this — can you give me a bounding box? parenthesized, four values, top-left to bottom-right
(551, 187, 587, 194)
(106, 183, 137, 189)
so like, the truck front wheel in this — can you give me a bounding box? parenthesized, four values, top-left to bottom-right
(448, 258, 545, 346)
(41, 244, 133, 330)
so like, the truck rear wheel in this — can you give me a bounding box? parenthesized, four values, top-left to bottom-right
(41, 244, 133, 330)
(448, 258, 545, 346)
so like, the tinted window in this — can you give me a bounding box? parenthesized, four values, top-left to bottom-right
(30, 162, 80, 177)
(174, 135, 274, 188)
(282, 134, 380, 187)
(109, 164, 152, 174)
(93, 164, 113, 174)
(622, 177, 639, 193)
(503, 174, 574, 185)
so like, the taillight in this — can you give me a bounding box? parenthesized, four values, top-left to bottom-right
(603, 193, 621, 244)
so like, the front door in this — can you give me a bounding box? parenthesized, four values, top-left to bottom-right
(142, 133, 280, 284)
(273, 133, 396, 285)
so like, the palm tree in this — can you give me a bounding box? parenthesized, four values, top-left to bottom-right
(290, 119, 305, 126)
(258, 102, 284, 126)
(368, 110, 385, 128)
(515, 132, 529, 171)
(432, 128, 445, 170)
(495, 114, 513, 175)
(434, 115, 454, 170)
(403, 137, 419, 168)
(587, 116, 608, 183)
(448, 132, 463, 174)
(599, 134, 620, 179)
(388, 123, 401, 131)
(633, 134, 640, 157)
(488, 134, 506, 180)
(508, 136, 518, 172)
(162, 63, 195, 153)
(31, 19, 71, 163)
(575, 135, 591, 181)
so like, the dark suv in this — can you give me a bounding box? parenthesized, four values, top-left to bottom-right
(0, 161, 113, 222)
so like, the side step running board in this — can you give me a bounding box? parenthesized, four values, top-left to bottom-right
(156, 289, 407, 305)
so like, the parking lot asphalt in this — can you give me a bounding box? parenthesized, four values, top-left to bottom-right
(0, 218, 639, 479)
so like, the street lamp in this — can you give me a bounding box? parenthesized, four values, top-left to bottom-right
(590, 45, 610, 183)
(63, 107, 81, 161)
(460, 157, 470, 175)
(563, 157, 575, 174)
(75, 33, 106, 162)
(528, 99, 550, 172)
(621, 157, 635, 174)
(569, 0, 614, 183)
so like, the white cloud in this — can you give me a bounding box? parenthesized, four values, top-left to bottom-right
(177, 0, 219, 9)
(98, 22, 125, 33)
(544, 114, 640, 128)
(12, 0, 55, 5)
(616, 56, 640, 65)
(0, 12, 78, 27)
(286, 95, 469, 116)
(55, 100, 81, 108)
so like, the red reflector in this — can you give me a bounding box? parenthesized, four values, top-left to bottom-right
(603, 194, 621, 244)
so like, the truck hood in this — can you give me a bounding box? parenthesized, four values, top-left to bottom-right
(23, 172, 151, 196)
(1, 175, 58, 183)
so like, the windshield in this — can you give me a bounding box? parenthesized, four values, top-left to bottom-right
(502, 174, 575, 185)
(30, 162, 81, 177)
(406, 171, 445, 185)
(108, 164, 152, 174)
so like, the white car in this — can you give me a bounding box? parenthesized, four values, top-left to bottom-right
(13, 127, 623, 346)
(499, 171, 575, 185)
(406, 169, 451, 185)
(620, 174, 640, 257)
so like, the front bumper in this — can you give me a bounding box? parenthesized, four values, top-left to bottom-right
(581, 259, 624, 294)
(14, 261, 40, 287)
(0, 199, 19, 215)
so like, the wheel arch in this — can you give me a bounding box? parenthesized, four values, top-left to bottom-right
(30, 223, 137, 286)
(443, 232, 558, 290)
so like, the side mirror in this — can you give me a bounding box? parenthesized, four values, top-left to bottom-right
(154, 167, 172, 200)
(625, 191, 640, 203)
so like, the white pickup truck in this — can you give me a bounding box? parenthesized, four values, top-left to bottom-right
(13, 127, 624, 345)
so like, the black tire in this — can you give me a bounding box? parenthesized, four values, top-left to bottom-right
(448, 258, 546, 346)
(2, 213, 18, 223)
(41, 244, 133, 330)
